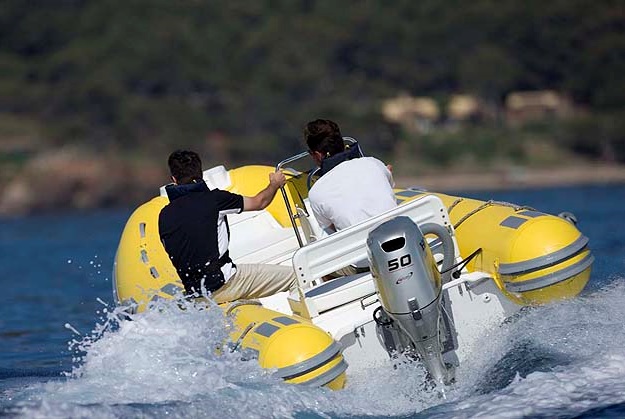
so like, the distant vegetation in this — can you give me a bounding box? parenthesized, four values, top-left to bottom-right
(0, 0, 623, 171)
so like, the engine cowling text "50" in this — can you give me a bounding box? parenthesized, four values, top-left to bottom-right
(388, 254, 412, 272)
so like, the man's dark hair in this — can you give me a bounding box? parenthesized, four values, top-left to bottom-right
(168, 150, 203, 184)
(304, 119, 345, 157)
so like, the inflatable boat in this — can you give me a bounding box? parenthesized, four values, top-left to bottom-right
(112, 149, 593, 390)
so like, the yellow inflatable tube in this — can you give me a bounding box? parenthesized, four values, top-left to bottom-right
(113, 164, 592, 390)
(225, 301, 347, 389)
(394, 190, 593, 305)
(112, 191, 347, 390)
(223, 165, 593, 306)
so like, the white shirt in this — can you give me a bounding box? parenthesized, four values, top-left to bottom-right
(309, 157, 397, 232)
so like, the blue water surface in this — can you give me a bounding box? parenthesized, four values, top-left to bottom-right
(0, 210, 131, 376)
(0, 184, 624, 418)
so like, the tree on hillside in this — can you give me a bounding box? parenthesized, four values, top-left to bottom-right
(0, 0, 622, 163)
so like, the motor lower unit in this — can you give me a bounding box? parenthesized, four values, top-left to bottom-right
(367, 216, 456, 385)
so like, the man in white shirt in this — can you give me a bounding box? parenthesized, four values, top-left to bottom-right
(304, 119, 397, 276)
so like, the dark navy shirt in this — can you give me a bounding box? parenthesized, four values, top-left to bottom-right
(158, 181, 243, 293)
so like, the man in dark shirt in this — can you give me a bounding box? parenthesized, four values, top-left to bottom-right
(159, 150, 296, 303)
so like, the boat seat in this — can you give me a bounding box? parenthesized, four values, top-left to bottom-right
(290, 194, 459, 317)
(288, 272, 374, 317)
(228, 210, 299, 265)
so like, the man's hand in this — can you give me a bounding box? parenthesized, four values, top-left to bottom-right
(269, 171, 287, 189)
(243, 170, 287, 211)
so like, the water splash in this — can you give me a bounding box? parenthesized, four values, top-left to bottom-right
(420, 278, 625, 418)
(9, 279, 625, 419)
(64, 323, 81, 336)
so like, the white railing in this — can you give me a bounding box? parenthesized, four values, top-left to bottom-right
(292, 194, 460, 289)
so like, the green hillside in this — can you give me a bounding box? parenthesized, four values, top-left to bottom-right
(0, 0, 623, 171)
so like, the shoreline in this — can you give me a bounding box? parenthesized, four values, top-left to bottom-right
(1, 161, 624, 216)
(395, 164, 625, 193)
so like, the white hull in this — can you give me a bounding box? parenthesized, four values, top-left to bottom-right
(213, 175, 523, 369)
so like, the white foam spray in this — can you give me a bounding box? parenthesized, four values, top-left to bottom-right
(11, 279, 625, 419)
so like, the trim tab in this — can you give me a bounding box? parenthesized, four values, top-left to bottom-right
(518, 210, 544, 218)
(500, 216, 527, 229)
(255, 322, 280, 338)
(272, 316, 299, 326)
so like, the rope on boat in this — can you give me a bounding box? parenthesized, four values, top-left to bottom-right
(225, 299, 263, 316)
(441, 247, 483, 280)
(229, 321, 257, 352)
(447, 198, 464, 215)
(225, 299, 263, 352)
(453, 200, 536, 230)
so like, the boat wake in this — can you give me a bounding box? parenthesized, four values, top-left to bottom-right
(7, 278, 625, 419)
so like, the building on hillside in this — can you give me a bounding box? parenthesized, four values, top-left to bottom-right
(381, 95, 440, 134)
(505, 90, 575, 125)
(446, 94, 494, 124)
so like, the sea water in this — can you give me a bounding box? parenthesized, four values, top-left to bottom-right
(1, 184, 624, 418)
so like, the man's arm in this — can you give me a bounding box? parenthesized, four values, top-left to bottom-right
(243, 171, 287, 211)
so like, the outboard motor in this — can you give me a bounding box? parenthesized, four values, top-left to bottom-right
(367, 216, 456, 386)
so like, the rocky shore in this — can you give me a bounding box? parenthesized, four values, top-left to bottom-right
(0, 149, 167, 216)
(1, 149, 624, 217)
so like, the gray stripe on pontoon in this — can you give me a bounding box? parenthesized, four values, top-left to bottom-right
(274, 342, 342, 379)
(139, 223, 146, 238)
(500, 216, 527, 229)
(160, 283, 182, 296)
(255, 322, 280, 338)
(396, 190, 421, 197)
(499, 235, 590, 275)
(505, 253, 594, 293)
(301, 359, 348, 387)
(140, 250, 149, 264)
(518, 210, 544, 218)
(149, 266, 159, 278)
(272, 316, 299, 326)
